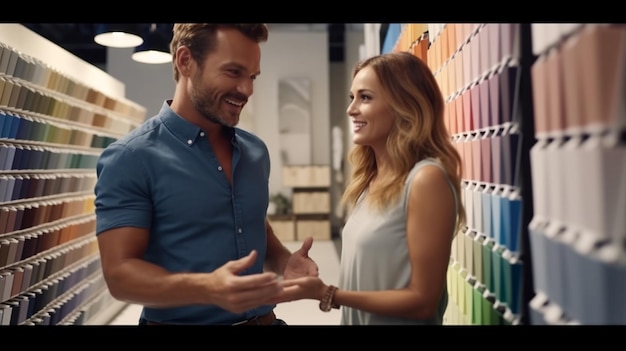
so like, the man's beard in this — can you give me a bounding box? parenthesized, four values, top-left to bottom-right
(190, 89, 232, 127)
(190, 75, 239, 128)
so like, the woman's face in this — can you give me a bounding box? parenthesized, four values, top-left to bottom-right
(346, 66, 394, 151)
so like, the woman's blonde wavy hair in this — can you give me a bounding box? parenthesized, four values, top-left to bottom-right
(341, 51, 466, 231)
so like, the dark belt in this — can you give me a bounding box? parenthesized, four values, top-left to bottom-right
(144, 311, 277, 326)
(231, 311, 276, 326)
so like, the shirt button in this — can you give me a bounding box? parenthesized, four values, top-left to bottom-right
(187, 139, 192, 145)
(217, 166, 223, 171)
(238, 228, 243, 234)
(200, 132, 205, 137)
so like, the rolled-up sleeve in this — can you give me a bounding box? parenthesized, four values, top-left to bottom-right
(94, 143, 153, 235)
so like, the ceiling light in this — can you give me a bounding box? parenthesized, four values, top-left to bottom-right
(132, 24, 172, 64)
(94, 23, 144, 48)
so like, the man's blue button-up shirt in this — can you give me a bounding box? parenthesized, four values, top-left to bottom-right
(95, 101, 273, 324)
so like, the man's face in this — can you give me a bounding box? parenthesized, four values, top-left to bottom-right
(189, 28, 262, 127)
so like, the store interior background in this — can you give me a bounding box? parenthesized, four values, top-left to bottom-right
(2, 23, 625, 326)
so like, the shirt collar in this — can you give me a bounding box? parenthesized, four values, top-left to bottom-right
(158, 100, 238, 146)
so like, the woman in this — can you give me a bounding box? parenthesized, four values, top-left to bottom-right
(278, 51, 466, 325)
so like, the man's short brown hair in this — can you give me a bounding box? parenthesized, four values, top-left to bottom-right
(170, 24, 269, 82)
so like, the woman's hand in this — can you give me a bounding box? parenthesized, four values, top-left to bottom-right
(283, 236, 319, 280)
(272, 276, 329, 304)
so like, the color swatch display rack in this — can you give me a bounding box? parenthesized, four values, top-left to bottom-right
(0, 33, 145, 325)
(387, 23, 529, 325)
(527, 23, 626, 325)
(384, 22, 626, 325)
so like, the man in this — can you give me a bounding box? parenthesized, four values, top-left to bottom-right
(94, 23, 318, 325)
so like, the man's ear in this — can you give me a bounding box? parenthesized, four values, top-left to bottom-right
(175, 46, 193, 76)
